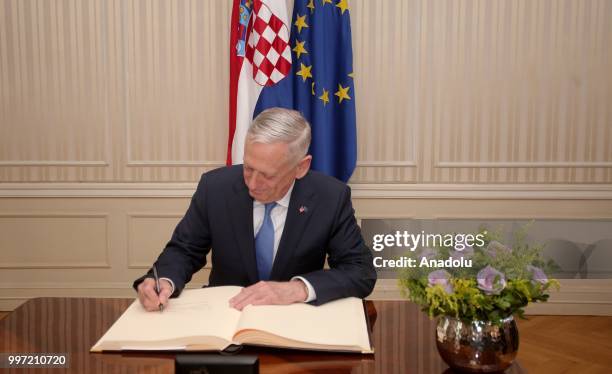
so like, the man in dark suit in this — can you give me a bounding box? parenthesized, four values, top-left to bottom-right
(135, 108, 376, 311)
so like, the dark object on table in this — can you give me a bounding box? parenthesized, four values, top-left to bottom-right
(175, 354, 258, 374)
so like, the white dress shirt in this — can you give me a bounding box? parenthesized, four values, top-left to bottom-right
(253, 182, 317, 302)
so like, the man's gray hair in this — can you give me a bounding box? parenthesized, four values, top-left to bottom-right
(246, 107, 311, 164)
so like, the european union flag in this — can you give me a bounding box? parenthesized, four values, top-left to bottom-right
(254, 0, 357, 182)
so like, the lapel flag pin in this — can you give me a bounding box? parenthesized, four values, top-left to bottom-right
(299, 206, 308, 214)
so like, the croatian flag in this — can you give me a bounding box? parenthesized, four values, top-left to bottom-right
(228, 0, 357, 182)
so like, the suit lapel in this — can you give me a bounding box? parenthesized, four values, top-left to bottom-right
(271, 177, 316, 280)
(227, 179, 258, 284)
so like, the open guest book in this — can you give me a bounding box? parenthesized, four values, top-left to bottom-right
(91, 286, 373, 353)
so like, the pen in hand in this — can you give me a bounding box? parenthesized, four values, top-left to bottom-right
(153, 265, 164, 313)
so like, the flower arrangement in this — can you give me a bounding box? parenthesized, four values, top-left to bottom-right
(399, 224, 559, 322)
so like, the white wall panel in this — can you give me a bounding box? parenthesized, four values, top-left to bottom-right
(0, 213, 109, 268)
(0, 0, 609, 182)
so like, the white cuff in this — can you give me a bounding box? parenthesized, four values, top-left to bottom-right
(291, 276, 317, 303)
(159, 277, 175, 295)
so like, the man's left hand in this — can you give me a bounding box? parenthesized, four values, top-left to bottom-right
(229, 280, 308, 311)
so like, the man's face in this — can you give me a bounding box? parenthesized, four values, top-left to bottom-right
(243, 141, 311, 203)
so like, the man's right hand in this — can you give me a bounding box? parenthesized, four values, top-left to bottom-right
(137, 277, 172, 312)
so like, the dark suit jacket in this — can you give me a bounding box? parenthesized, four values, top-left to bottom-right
(134, 165, 376, 305)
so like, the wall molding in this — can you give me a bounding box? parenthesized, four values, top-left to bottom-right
(3, 183, 612, 199)
(0, 3, 113, 169)
(436, 161, 612, 168)
(356, 129, 418, 168)
(126, 212, 184, 268)
(126, 161, 225, 167)
(0, 213, 111, 269)
(0, 183, 199, 197)
(357, 161, 417, 167)
(0, 161, 109, 166)
(351, 184, 612, 200)
(120, 1, 226, 169)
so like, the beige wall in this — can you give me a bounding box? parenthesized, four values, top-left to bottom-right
(1, 0, 611, 313)
(1, 0, 610, 182)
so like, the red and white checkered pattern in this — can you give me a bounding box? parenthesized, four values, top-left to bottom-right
(245, 0, 292, 86)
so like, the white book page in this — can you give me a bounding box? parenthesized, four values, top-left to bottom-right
(93, 286, 244, 350)
(235, 297, 371, 350)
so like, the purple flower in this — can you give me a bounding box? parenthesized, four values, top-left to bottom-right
(453, 235, 474, 252)
(477, 266, 507, 295)
(428, 269, 454, 294)
(486, 241, 512, 258)
(527, 265, 548, 284)
(418, 247, 438, 261)
(450, 245, 474, 261)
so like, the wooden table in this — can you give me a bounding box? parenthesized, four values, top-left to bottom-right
(0, 298, 524, 373)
